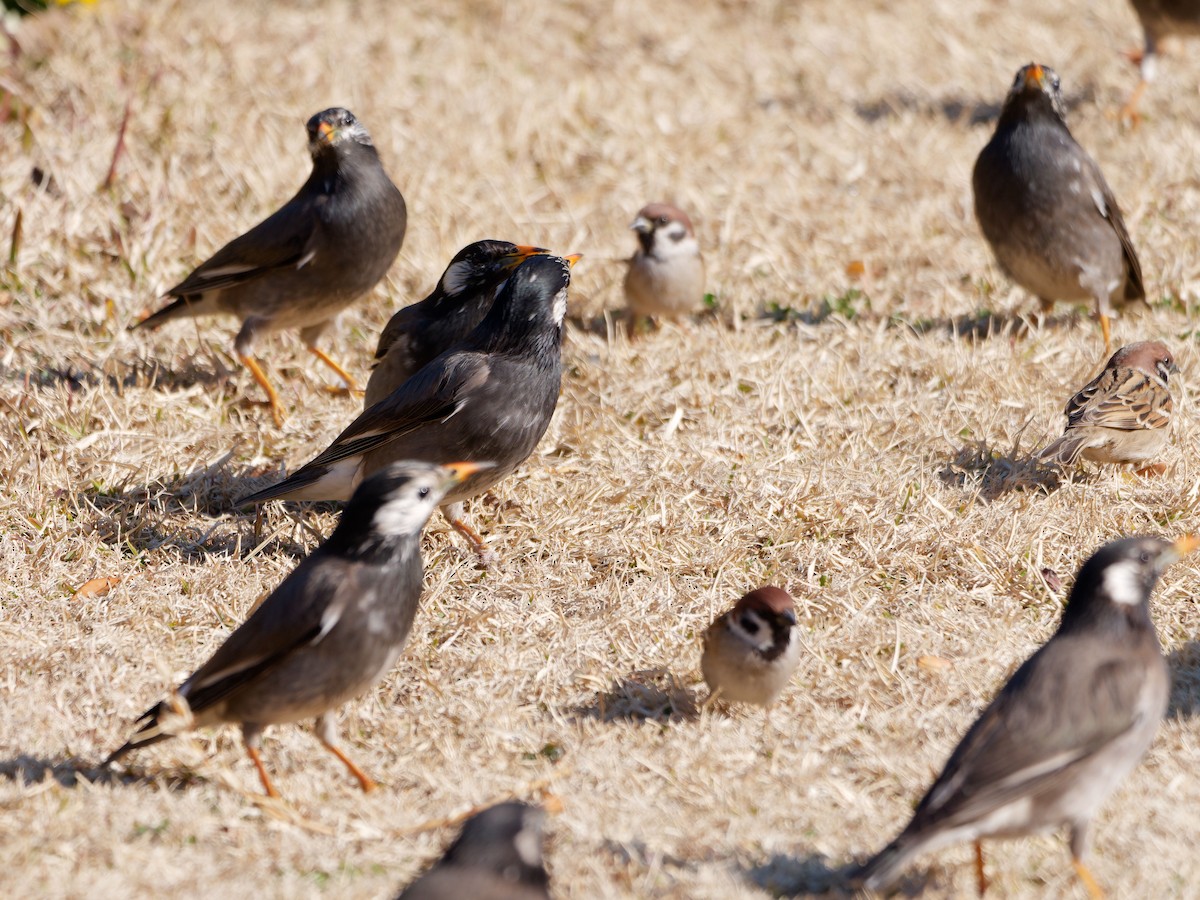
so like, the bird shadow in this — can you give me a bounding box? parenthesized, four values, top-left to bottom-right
(738, 852, 864, 897)
(3, 354, 232, 396)
(893, 308, 1083, 342)
(1167, 642, 1200, 720)
(76, 459, 323, 564)
(852, 84, 1096, 126)
(938, 440, 1065, 502)
(570, 670, 700, 724)
(0, 754, 200, 792)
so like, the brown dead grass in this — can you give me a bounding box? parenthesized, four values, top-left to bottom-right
(3, 0, 1200, 896)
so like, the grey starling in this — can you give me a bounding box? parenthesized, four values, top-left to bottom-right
(132, 107, 407, 425)
(396, 802, 551, 900)
(857, 535, 1197, 897)
(973, 64, 1143, 354)
(365, 241, 548, 408)
(1123, 0, 1200, 122)
(103, 461, 480, 798)
(238, 253, 578, 564)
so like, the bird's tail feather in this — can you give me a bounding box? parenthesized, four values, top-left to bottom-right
(855, 835, 922, 894)
(128, 293, 212, 332)
(1036, 432, 1086, 466)
(102, 693, 194, 767)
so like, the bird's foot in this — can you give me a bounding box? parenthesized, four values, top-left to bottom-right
(1134, 463, 1167, 478)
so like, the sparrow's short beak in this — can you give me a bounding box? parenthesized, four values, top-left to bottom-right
(442, 461, 494, 485)
(503, 245, 550, 270)
(782, 609, 798, 627)
(564, 253, 582, 268)
(1160, 535, 1200, 569)
(1169, 360, 1181, 375)
(1022, 63, 1046, 91)
(630, 216, 652, 234)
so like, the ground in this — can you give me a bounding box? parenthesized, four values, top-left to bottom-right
(3, 0, 1200, 897)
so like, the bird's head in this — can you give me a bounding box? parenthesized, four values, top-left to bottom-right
(1000, 63, 1068, 126)
(1060, 536, 1198, 631)
(1108, 341, 1179, 386)
(439, 801, 549, 887)
(306, 107, 374, 156)
(630, 202, 695, 255)
(439, 241, 550, 303)
(727, 586, 798, 657)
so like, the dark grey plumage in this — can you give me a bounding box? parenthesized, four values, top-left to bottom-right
(238, 253, 578, 562)
(133, 107, 407, 424)
(396, 802, 551, 900)
(858, 535, 1195, 896)
(973, 64, 1143, 354)
(365, 241, 549, 408)
(104, 461, 476, 798)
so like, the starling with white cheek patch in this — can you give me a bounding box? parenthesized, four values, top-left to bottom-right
(132, 108, 407, 425)
(104, 461, 480, 799)
(858, 535, 1197, 897)
(239, 253, 579, 564)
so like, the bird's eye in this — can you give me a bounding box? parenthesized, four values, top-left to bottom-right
(417, 487, 430, 499)
(658, 216, 670, 226)
(1139, 551, 1152, 564)
(739, 614, 760, 633)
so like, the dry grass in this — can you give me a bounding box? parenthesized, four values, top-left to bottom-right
(3, 0, 1200, 896)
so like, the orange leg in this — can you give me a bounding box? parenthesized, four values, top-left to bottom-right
(1119, 79, 1148, 128)
(246, 745, 281, 798)
(975, 841, 988, 897)
(1073, 857, 1105, 899)
(238, 354, 285, 426)
(319, 737, 376, 793)
(1099, 313, 1113, 357)
(443, 504, 495, 566)
(308, 346, 362, 394)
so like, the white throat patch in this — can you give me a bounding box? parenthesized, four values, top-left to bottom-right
(551, 286, 568, 325)
(513, 823, 542, 868)
(1102, 560, 1144, 606)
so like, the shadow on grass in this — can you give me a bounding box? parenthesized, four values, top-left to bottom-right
(852, 83, 1095, 127)
(739, 852, 868, 897)
(572, 669, 700, 723)
(0, 754, 201, 791)
(3, 353, 233, 396)
(893, 308, 1083, 342)
(1168, 642, 1200, 720)
(939, 440, 1065, 502)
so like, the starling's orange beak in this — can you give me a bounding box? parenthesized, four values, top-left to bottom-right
(1172, 535, 1200, 557)
(316, 120, 337, 144)
(442, 461, 493, 485)
(564, 253, 582, 268)
(1022, 63, 1046, 91)
(503, 245, 550, 270)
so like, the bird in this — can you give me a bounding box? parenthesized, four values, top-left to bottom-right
(1038, 340, 1177, 473)
(973, 64, 1144, 355)
(238, 253, 578, 564)
(857, 534, 1198, 897)
(623, 202, 705, 337)
(700, 586, 801, 708)
(131, 107, 407, 426)
(395, 802, 551, 900)
(102, 460, 480, 799)
(1122, 0, 1200, 123)
(364, 241, 549, 408)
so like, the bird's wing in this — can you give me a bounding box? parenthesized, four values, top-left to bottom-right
(175, 557, 358, 713)
(1087, 162, 1144, 301)
(166, 191, 325, 296)
(1065, 367, 1171, 432)
(908, 636, 1148, 832)
(374, 302, 423, 360)
(295, 352, 492, 469)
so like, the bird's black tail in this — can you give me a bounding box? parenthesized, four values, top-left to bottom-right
(102, 696, 187, 767)
(854, 834, 920, 894)
(127, 294, 206, 332)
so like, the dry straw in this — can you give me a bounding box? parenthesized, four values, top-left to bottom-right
(2, 0, 1200, 896)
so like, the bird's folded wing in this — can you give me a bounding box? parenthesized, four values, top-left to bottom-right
(166, 196, 322, 296)
(374, 303, 422, 359)
(1088, 165, 1144, 300)
(1067, 368, 1171, 431)
(298, 353, 491, 469)
(176, 559, 355, 713)
(911, 644, 1144, 830)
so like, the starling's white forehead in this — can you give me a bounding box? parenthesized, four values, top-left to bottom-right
(372, 484, 438, 536)
(1103, 559, 1143, 606)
